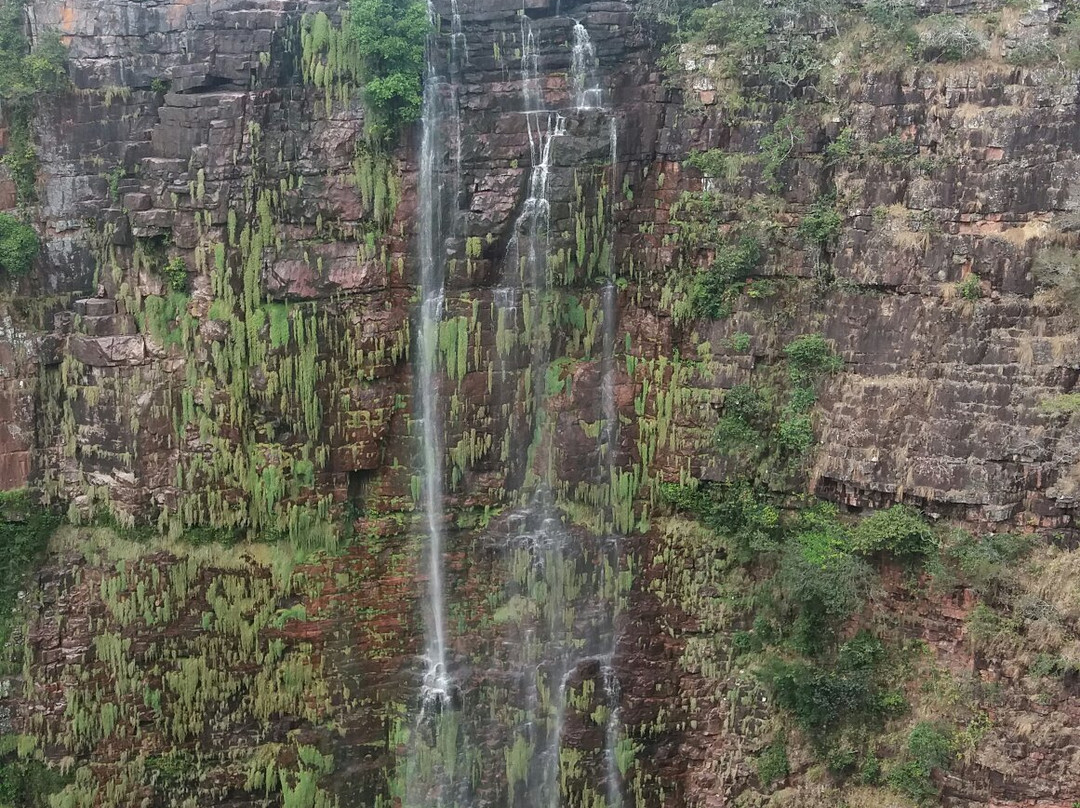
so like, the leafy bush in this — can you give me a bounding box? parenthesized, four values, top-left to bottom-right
(798, 195, 843, 248)
(872, 134, 918, 163)
(1005, 39, 1057, 66)
(919, 16, 987, 62)
(777, 412, 814, 454)
(0, 2, 67, 205)
(685, 148, 734, 178)
(887, 722, 955, 803)
(724, 383, 766, 422)
(164, 256, 188, 292)
(762, 632, 903, 744)
(957, 273, 981, 301)
(730, 331, 752, 352)
(1039, 393, 1080, 415)
(866, 0, 917, 36)
(944, 530, 1031, 601)
(0, 2, 67, 103)
(350, 0, 427, 139)
(662, 480, 782, 561)
(850, 505, 935, 558)
(965, 601, 1011, 651)
(755, 741, 789, 787)
(683, 0, 770, 69)
(824, 128, 857, 165)
(779, 528, 872, 653)
(0, 740, 61, 808)
(1065, 3, 1080, 69)
(783, 333, 843, 384)
(0, 213, 39, 276)
(759, 114, 805, 191)
(689, 235, 762, 318)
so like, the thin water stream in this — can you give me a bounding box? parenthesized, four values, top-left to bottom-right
(410, 7, 625, 807)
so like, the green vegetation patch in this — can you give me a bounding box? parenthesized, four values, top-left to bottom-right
(0, 213, 39, 277)
(350, 0, 428, 140)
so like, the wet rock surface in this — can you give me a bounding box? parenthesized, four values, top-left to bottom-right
(0, 0, 1078, 805)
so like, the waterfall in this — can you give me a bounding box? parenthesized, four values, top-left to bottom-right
(409, 4, 626, 805)
(417, 53, 451, 709)
(570, 21, 603, 110)
(416, 0, 464, 716)
(450, 0, 467, 64)
(599, 114, 624, 808)
(602, 663, 624, 808)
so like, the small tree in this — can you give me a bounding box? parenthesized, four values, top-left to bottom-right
(0, 213, 39, 277)
(350, 0, 428, 141)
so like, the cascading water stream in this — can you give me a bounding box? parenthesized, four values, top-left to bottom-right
(570, 21, 603, 110)
(417, 64, 450, 708)
(411, 6, 625, 805)
(416, 0, 465, 715)
(599, 114, 623, 808)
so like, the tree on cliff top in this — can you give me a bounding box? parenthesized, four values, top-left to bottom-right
(350, 0, 428, 142)
(0, 0, 67, 104)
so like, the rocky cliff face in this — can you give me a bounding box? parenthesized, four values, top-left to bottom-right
(1, 0, 1080, 805)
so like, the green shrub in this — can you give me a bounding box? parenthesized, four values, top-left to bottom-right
(1065, 6, 1080, 69)
(965, 602, 1011, 651)
(723, 384, 765, 422)
(858, 752, 883, 785)
(888, 722, 955, 803)
(866, 0, 918, 40)
(872, 134, 918, 163)
(783, 333, 843, 384)
(851, 505, 935, 558)
(0, 490, 61, 655)
(730, 331, 752, 352)
(1005, 39, 1057, 66)
(682, 0, 770, 75)
(350, 0, 427, 140)
(1038, 393, 1080, 415)
(777, 413, 814, 454)
(1032, 246, 1080, 306)
(685, 148, 734, 178)
(957, 273, 981, 301)
(944, 531, 1031, 601)
(0, 2, 67, 103)
(759, 114, 805, 191)
(0, 2, 68, 205)
(786, 386, 817, 413)
(0, 213, 39, 276)
(824, 128, 857, 165)
(689, 235, 762, 318)
(779, 531, 872, 653)
(0, 744, 62, 807)
(762, 632, 902, 743)
(798, 195, 843, 247)
(164, 256, 188, 292)
(825, 743, 858, 775)
(663, 480, 782, 561)
(755, 741, 789, 787)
